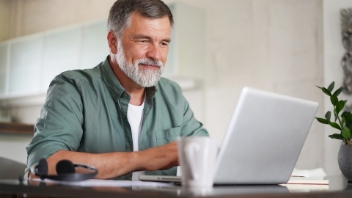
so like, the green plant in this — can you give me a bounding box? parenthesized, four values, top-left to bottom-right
(316, 82, 352, 145)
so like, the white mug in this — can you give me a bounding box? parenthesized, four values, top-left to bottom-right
(177, 136, 218, 187)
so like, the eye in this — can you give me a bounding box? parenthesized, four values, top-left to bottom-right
(138, 40, 148, 43)
(161, 42, 169, 47)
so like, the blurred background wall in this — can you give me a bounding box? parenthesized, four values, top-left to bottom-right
(0, 0, 350, 176)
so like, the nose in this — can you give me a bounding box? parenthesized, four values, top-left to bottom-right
(146, 44, 162, 61)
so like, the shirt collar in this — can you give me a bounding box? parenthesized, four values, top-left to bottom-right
(100, 56, 157, 102)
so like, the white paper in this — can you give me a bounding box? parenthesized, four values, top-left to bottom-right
(307, 168, 327, 177)
(291, 167, 327, 178)
(292, 168, 310, 177)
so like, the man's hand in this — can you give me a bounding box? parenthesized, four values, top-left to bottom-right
(29, 141, 179, 179)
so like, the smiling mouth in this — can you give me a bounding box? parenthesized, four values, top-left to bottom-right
(139, 64, 160, 69)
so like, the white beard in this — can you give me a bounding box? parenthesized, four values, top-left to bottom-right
(115, 41, 165, 87)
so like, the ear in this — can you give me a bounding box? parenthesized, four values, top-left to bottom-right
(107, 31, 118, 54)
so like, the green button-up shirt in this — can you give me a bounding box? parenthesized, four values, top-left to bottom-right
(26, 57, 209, 180)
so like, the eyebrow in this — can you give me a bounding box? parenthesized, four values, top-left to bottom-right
(132, 34, 171, 43)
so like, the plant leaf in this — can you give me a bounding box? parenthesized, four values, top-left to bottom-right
(328, 81, 335, 92)
(329, 122, 342, 130)
(342, 127, 351, 139)
(341, 117, 345, 128)
(316, 117, 330, 124)
(322, 88, 332, 96)
(330, 95, 338, 106)
(336, 100, 347, 114)
(315, 85, 323, 90)
(333, 87, 343, 97)
(325, 111, 331, 121)
(334, 109, 338, 122)
(341, 111, 349, 117)
(329, 133, 343, 140)
(342, 111, 352, 129)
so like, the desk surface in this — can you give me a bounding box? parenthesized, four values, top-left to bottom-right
(1, 176, 351, 198)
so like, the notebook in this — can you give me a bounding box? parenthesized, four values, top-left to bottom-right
(140, 87, 319, 185)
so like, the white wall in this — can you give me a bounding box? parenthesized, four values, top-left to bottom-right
(323, 0, 352, 176)
(166, 0, 324, 169)
(7, 0, 116, 39)
(1, 0, 325, 170)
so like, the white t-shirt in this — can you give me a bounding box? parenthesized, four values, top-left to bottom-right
(127, 100, 145, 181)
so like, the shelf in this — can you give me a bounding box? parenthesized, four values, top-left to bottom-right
(0, 122, 34, 135)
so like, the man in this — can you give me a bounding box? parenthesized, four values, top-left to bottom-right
(26, 0, 208, 180)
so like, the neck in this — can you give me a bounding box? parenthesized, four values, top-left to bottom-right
(109, 55, 145, 106)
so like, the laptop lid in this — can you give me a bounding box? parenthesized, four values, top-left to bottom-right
(140, 87, 318, 185)
(214, 87, 318, 184)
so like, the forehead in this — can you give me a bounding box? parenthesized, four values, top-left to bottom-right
(124, 12, 171, 37)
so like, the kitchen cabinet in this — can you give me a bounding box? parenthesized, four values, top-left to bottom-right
(0, 3, 204, 106)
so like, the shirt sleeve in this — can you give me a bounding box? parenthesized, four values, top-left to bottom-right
(180, 96, 209, 137)
(26, 73, 84, 170)
(173, 83, 209, 137)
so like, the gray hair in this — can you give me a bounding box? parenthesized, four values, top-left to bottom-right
(107, 0, 174, 38)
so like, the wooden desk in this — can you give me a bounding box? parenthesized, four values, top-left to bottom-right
(0, 176, 351, 198)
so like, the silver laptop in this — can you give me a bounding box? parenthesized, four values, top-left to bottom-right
(140, 87, 319, 185)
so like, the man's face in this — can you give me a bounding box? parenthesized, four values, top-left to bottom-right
(115, 12, 171, 87)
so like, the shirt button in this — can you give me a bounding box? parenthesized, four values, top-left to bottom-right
(123, 93, 128, 98)
(126, 145, 131, 150)
(122, 115, 126, 119)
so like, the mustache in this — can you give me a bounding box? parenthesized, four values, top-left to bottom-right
(136, 59, 164, 68)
